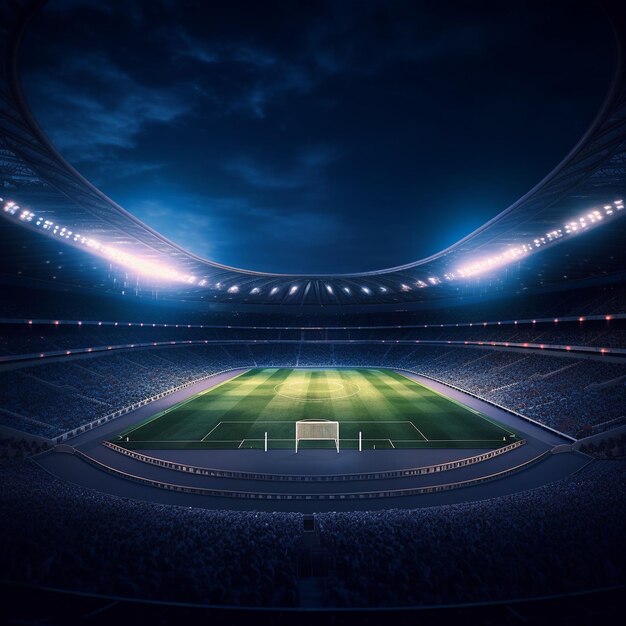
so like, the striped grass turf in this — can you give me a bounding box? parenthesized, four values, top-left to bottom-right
(113, 368, 520, 450)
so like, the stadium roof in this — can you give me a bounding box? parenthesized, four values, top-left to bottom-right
(1, 0, 626, 307)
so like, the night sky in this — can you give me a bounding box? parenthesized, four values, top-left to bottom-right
(21, 0, 612, 274)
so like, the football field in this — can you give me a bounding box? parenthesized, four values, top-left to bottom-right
(114, 368, 519, 450)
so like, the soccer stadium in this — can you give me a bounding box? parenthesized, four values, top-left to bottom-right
(1, 1, 625, 625)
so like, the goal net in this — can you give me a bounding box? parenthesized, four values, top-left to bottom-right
(295, 419, 340, 453)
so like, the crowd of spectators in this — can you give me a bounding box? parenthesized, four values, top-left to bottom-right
(0, 348, 239, 437)
(0, 436, 51, 460)
(396, 347, 626, 436)
(0, 449, 301, 607)
(317, 460, 626, 607)
(1, 343, 625, 439)
(0, 435, 623, 608)
(1, 318, 624, 359)
(580, 432, 626, 459)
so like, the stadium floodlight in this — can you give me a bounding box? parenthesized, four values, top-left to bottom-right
(343, 287, 351, 294)
(270, 287, 279, 295)
(289, 285, 298, 295)
(250, 287, 261, 294)
(227, 285, 239, 293)
(361, 286, 371, 294)
(455, 201, 624, 279)
(2, 199, 200, 286)
(326, 284, 333, 294)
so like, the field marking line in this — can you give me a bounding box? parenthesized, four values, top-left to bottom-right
(120, 440, 245, 443)
(394, 371, 517, 437)
(205, 420, 301, 423)
(421, 439, 506, 442)
(238, 439, 245, 449)
(118, 368, 252, 439)
(388, 439, 396, 449)
(407, 421, 429, 441)
(200, 421, 223, 442)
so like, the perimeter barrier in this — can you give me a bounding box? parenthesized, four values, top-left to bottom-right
(102, 438, 526, 482)
(72, 447, 551, 500)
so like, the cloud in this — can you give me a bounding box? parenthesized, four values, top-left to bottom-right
(223, 159, 305, 190)
(125, 196, 233, 260)
(126, 189, 345, 270)
(223, 145, 340, 190)
(170, 31, 313, 119)
(176, 31, 278, 69)
(23, 52, 191, 167)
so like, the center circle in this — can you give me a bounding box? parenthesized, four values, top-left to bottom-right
(274, 379, 361, 402)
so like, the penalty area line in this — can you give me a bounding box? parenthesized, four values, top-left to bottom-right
(200, 421, 223, 442)
(408, 421, 429, 441)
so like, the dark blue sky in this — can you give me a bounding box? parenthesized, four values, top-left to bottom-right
(22, 0, 612, 273)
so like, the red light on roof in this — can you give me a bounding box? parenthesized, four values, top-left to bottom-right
(54, 320, 59, 325)
(28, 320, 32, 325)
(579, 317, 585, 322)
(565, 346, 571, 351)
(606, 315, 612, 321)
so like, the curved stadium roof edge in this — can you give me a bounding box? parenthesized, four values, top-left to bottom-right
(1, 0, 625, 305)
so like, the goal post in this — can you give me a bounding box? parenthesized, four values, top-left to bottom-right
(295, 419, 339, 453)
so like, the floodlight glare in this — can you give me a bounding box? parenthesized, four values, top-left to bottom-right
(2, 200, 199, 285)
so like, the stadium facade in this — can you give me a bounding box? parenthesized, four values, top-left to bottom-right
(1, 1, 625, 624)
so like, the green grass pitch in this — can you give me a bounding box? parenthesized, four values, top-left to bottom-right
(113, 368, 520, 450)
